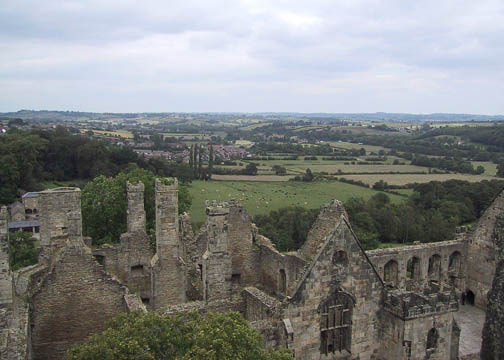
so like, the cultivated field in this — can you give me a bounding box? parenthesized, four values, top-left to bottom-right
(211, 175, 292, 181)
(80, 129, 134, 138)
(186, 180, 406, 224)
(337, 173, 496, 186)
(222, 158, 426, 175)
(326, 141, 389, 153)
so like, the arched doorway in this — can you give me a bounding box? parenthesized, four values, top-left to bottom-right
(465, 290, 475, 305)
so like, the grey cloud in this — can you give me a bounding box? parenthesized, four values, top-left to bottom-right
(0, 0, 503, 113)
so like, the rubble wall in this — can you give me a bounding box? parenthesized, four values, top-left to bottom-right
(480, 212, 504, 360)
(466, 190, 504, 309)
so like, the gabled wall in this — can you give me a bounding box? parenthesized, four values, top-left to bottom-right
(283, 219, 384, 359)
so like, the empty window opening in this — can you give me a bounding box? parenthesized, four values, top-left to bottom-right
(94, 255, 105, 265)
(449, 251, 462, 274)
(426, 328, 438, 355)
(279, 269, 287, 294)
(406, 257, 421, 280)
(428, 254, 442, 281)
(131, 264, 144, 277)
(231, 273, 241, 285)
(141, 297, 150, 305)
(198, 264, 203, 281)
(320, 292, 353, 355)
(384, 260, 399, 287)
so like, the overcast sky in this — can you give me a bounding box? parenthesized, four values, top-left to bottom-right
(1, 0, 503, 114)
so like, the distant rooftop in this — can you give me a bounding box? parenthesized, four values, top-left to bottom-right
(22, 192, 39, 198)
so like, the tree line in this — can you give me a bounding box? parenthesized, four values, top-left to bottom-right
(254, 179, 504, 251)
(0, 127, 196, 205)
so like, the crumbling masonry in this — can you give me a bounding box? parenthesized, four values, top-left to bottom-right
(1, 180, 503, 360)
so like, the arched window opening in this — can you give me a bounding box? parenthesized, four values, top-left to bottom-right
(384, 260, 399, 287)
(426, 328, 438, 355)
(448, 251, 462, 274)
(406, 257, 421, 280)
(320, 292, 353, 355)
(428, 254, 442, 282)
(279, 269, 287, 294)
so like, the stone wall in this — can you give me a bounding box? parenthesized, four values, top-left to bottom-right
(257, 240, 306, 298)
(480, 212, 504, 359)
(0, 206, 12, 305)
(298, 200, 347, 261)
(152, 178, 186, 310)
(38, 188, 82, 262)
(126, 181, 146, 233)
(465, 191, 504, 309)
(30, 241, 129, 360)
(283, 219, 384, 359)
(93, 231, 154, 305)
(202, 201, 232, 301)
(243, 286, 281, 322)
(367, 240, 466, 292)
(226, 202, 257, 286)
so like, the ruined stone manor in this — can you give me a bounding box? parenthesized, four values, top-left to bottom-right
(0, 178, 503, 360)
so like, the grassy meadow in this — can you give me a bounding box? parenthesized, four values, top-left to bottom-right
(186, 180, 406, 224)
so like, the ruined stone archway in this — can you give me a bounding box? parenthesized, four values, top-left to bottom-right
(406, 256, 421, 280)
(384, 260, 399, 287)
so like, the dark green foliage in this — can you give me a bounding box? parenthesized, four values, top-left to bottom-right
(345, 179, 504, 249)
(0, 127, 196, 205)
(242, 162, 258, 175)
(272, 165, 286, 175)
(302, 168, 314, 182)
(9, 230, 38, 271)
(81, 166, 192, 245)
(208, 145, 214, 177)
(411, 155, 480, 174)
(254, 206, 319, 251)
(67, 311, 293, 360)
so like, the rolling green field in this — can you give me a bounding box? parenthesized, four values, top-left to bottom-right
(186, 180, 406, 224)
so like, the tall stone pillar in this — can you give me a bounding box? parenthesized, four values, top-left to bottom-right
(126, 181, 146, 233)
(39, 187, 82, 262)
(0, 206, 13, 305)
(203, 201, 233, 301)
(152, 178, 186, 310)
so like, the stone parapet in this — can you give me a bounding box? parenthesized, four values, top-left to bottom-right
(383, 290, 459, 320)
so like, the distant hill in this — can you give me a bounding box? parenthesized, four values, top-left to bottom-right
(1, 110, 504, 123)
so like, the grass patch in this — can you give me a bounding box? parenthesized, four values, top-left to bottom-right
(472, 161, 497, 176)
